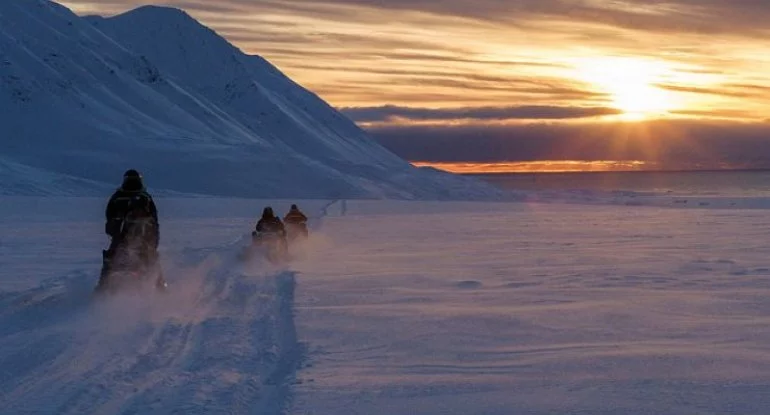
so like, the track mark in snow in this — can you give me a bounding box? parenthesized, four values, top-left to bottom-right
(455, 280, 483, 290)
(0, 242, 303, 415)
(502, 282, 541, 289)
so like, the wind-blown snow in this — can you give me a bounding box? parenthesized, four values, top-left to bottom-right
(0, 0, 501, 200)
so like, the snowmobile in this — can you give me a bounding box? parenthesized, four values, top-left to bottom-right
(285, 221, 309, 244)
(242, 230, 290, 264)
(95, 220, 167, 295)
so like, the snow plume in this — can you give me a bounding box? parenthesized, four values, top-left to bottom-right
(0, 0, 501, 201)
(0, 233, 302, 412)
(86, 256, 220, 329)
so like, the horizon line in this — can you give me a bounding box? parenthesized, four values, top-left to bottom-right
(411, 161, 770, 175)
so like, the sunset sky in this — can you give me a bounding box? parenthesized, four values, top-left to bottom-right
(60, 0, 770, 172)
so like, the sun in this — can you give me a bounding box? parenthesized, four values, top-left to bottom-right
(575, 57, 676, 120)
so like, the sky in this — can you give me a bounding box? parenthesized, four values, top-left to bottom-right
(61, 0, 770, 172)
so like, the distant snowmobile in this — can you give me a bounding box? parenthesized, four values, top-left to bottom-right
(284, 204, 309, 244)
(240, 207, 290, 264)
(285, 222, 308, 244)
(248, 230, 289, 264)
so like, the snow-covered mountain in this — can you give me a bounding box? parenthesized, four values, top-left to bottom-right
(0, 0, 501, 199)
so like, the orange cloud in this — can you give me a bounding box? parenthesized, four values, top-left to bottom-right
(58, 0, 770, 118)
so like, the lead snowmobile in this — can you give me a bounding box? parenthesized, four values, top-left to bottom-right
(97, 230, 166, 295)
(95, 170, 167, 295)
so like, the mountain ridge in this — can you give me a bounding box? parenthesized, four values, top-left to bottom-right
(0, 0, 503, 200)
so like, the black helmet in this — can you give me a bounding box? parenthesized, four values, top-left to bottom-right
(262, 206, 274, 218)
(290, 204, 298, 210)
(124, 169, 141, 178)
(121, 169, 144, 191)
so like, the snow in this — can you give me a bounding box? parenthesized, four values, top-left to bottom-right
(3, 195, 770, 414)
(294, 200, 770, 414)
(3, 1, 770, 413)
(0, 197, 316, 413)
(0, 0, 501, 200)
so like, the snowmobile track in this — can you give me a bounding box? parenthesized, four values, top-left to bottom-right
(0, 242, 303, 415)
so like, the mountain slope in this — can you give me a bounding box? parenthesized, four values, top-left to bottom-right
(89, 7, 404, 169)
(0, 0, 502, 199)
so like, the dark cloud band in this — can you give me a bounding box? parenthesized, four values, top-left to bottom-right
(341, 105, 620, 122)
(368, 120, 770, 170)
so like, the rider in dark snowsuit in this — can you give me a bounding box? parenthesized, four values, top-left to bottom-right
(253, 207, 288, 259)
(97, 169, 165, 291)
(255, 207, 285, 235)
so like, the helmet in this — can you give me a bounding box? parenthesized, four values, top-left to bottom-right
(123, 169, 142, 179)
(290, 204, 298, 210)
(262, 206, 274, 218)
(121, 169, 144, 191)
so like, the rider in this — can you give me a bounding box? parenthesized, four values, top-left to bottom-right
(255, 206, 286, 235)
(254, 206, 288, 253)
(283, 204, 308, 237)
(98, 169, 164, 290)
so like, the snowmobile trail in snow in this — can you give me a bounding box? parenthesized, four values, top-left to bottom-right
(0, 240, 303, 415)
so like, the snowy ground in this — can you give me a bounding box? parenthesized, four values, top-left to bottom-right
(0, 197, 320, 414)
(3, 196, 770, 414)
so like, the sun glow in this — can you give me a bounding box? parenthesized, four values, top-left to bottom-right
(412, 160, 650, 174)
(576, 57, 676, 120)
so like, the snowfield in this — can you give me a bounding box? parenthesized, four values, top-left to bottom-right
(0, 197, 313, 414)
(3, 196, 770, 414)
